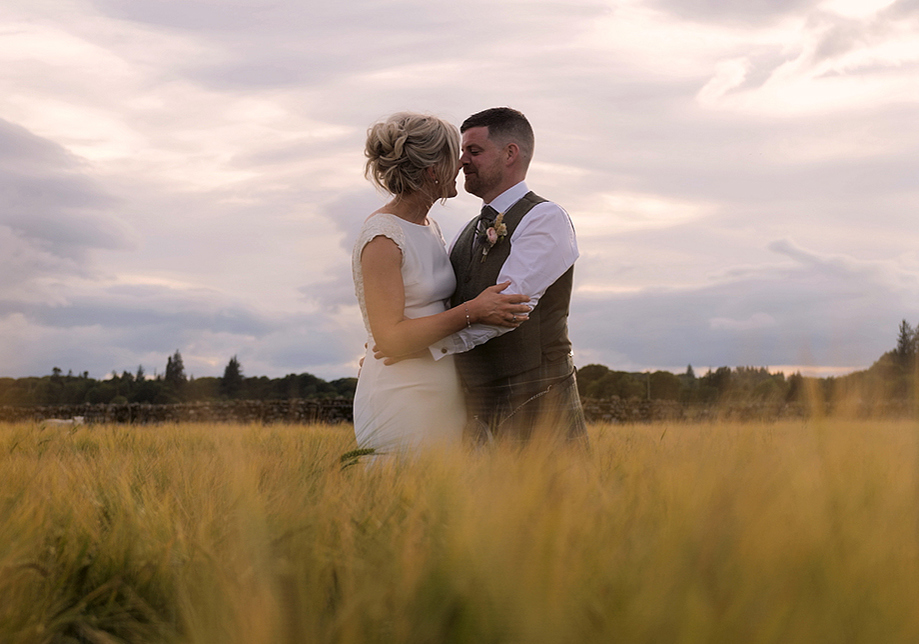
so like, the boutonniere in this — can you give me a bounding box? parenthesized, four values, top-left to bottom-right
(481, 213, 507, 262)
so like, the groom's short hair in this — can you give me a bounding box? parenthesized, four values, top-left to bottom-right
(461, 107, 534, 167)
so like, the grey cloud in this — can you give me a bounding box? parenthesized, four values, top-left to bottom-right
(0, 283, 301, 378)
(736, 50, 800, 92)
(94, 0, 608, 37)
(257, 324, 360, 374)
(0, 307, 356, 379)
(648, 0, 818, 24)
(559, 96, 919, 212)
(299, 271, 358, 313)
(94, 0, 431, 88)
(812, 15, 868, 62)
(0, 119, 132, 284)
(531, 20, 915, 219)
(807, 4, 919, 67)
(766, 239, 856, 277)
(320, 191, 382, 250)
(0, 121, 116, 214)
(0, 120, 80, 170)
(94, 0, 609, 90)
(5, 212, 130, 255)
(571, 241, 918, 371)
(91, 0, 284, 32)
(0, 293, 276, 338)
(885, 0, 919, 17)
(233, 140, 338, 168)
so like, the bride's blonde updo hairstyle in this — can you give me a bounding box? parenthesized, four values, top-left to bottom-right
(364, 113, 460, 198)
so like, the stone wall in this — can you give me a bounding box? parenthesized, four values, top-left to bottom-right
(0, 398, 354, 425)
(0, 396, 913, 425)
(583, 397, 918, 422)
(580, 398, 807, 423)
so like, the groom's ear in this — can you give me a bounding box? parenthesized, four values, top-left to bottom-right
(504, 142, 520, 166)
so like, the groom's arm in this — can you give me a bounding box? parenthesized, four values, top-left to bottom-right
(429, 201, 579, 359)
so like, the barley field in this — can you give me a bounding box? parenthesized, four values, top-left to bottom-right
(2, 417, 919, 643)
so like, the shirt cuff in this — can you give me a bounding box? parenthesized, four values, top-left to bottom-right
(430, 334, 464, 360)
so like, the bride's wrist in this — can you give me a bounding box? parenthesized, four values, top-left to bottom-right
(466, 300, 481, 325)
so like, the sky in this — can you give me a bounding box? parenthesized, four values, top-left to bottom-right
(1, 0, 918, 382)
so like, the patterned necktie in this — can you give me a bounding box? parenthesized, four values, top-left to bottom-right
(475, 205, 498, 247)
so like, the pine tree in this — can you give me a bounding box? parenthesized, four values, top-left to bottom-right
(165, 350, 187, 388)
(221, 355, 244, 399)
(896, 320, 916, 369)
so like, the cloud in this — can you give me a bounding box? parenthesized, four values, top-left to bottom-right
(571, 238, 919, 372)
(1, 0, 917, 382)
(0, 281, 363, 379)
(0, 120, 133, 299)
(649, 0, 819, 23)
(710, 313, 777, 331)
(886, 0, 919, 17)
(0, 121, 121, 231)
(90, 0, 610, 93)
(693, 2, 919, 116)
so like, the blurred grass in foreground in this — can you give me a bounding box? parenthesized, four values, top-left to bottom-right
(2, 418, 919, 643)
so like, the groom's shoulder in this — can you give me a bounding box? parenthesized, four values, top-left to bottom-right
(521, 195, 577, 237)
(525, 192, 567, 215)
(524, 190, 548, 204)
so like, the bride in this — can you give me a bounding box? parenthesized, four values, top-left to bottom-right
(352, 112, 530, 454)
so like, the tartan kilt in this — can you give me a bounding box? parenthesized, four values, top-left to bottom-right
(464, 355, 588, 445)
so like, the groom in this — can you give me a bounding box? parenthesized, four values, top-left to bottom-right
(429, 107, 588, 444)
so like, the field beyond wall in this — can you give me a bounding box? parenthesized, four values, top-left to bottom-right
(3, 419, 919, 643)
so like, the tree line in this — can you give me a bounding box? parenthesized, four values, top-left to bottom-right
(2, 320, 917, 408)
(578, 319, 919, 406)
(0, 352, 357, 407)
(576, 364, 805, 405)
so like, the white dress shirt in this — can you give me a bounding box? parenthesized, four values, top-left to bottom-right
(429, 181, 579, 359)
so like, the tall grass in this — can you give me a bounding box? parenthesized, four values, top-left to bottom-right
(2, 418, 919, 643)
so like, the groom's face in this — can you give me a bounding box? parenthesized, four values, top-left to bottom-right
(460, 126, 506, 201)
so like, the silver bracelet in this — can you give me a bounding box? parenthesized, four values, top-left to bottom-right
(464, 303, 471, 328)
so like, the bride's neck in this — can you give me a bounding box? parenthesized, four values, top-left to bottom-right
(386, 191, 434, 225)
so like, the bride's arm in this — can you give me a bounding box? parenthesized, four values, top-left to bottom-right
(361, 236, 530, 358)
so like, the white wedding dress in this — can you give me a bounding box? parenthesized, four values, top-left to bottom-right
(352, 213, 466, 453)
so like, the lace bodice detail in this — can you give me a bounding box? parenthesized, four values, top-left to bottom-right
(352, 213, 454, 338)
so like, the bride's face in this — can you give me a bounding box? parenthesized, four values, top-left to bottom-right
(438, 159, 460, 199)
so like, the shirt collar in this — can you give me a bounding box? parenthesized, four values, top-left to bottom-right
(485, 181, 528, 215)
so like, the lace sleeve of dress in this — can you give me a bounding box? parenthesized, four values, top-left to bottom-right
(352, 214, 406, 331)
